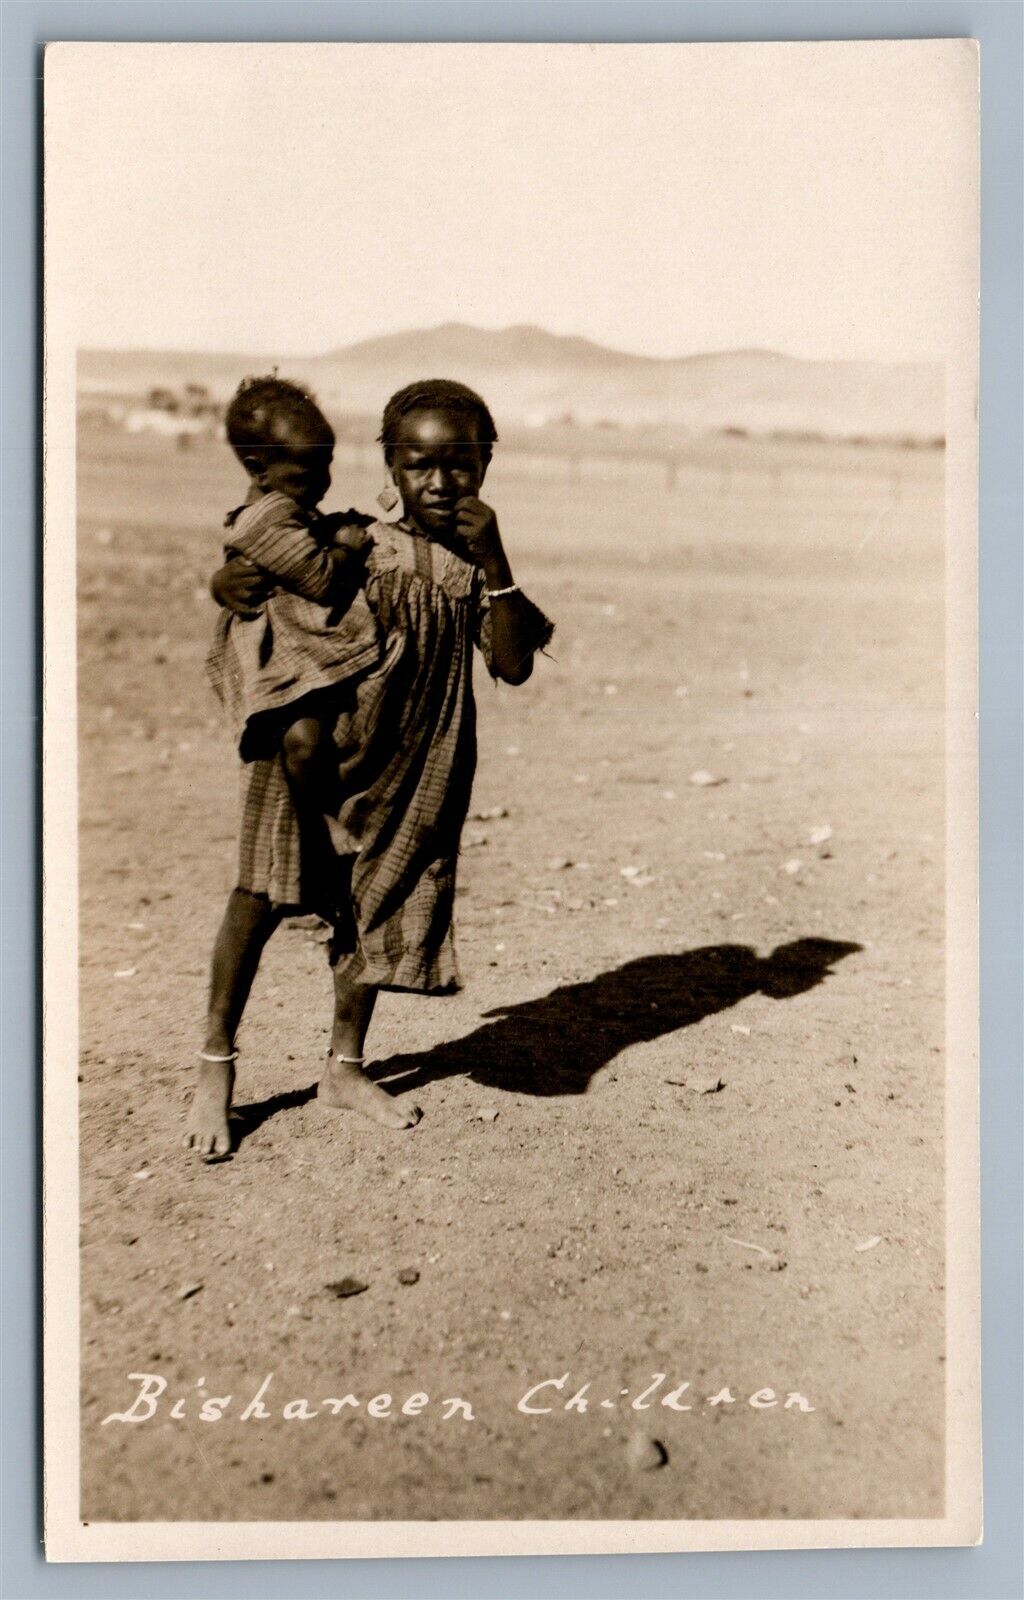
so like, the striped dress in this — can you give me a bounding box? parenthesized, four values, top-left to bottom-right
(235, 520, 554, 993)
(207, 489, 381, 758)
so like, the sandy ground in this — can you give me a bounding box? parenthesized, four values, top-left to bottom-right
(75, 424, 946, 1521)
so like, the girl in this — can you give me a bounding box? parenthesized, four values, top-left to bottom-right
(185, 379, 553, 1158)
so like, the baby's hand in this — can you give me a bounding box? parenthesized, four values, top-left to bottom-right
(327, 517, 375, 555)
(454, 498, 501, 565)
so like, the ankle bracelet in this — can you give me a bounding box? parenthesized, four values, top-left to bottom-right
(325, 1048, 365, 1064)
(198, 1050, 239, 1063)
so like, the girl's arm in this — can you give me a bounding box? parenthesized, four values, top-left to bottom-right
(455, 499, 553, 685)
(210, 553, 270, 617)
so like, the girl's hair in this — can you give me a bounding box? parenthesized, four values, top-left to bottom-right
(378, 379, 498, 464)
(225, 374, 333, 455)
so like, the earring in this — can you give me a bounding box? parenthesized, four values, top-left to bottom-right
(376, 479, 400, 514)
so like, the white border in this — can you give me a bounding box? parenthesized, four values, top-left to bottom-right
(42, 39, 981, 1561)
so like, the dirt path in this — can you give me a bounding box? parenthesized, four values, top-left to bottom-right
(77, 429, 946, 1520)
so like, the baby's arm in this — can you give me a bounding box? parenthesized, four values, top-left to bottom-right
(231, 500, 371, 606)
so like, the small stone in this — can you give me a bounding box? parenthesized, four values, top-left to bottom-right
(627, 1435, 668, 1471)
(177, 1282, 203, 1301)
(476, 1108, 499, 1123)
(781, 858, 803, 875)
(397, 1268, 420, 1286)
(547, 856, 573, 871)
(689, 769, 725, 787)
(671, 1074, 725, 1095)
(325, 1277, 369, 1299)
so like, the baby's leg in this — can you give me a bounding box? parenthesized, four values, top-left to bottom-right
(184, 888, 281, 1158)
(281, 715, 337, 915)
(318, 970, 422, 1130)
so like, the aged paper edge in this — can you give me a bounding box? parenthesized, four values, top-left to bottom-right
(41, 40, 982, 1562)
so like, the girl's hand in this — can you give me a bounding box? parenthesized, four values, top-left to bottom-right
(210, 555, 272, 618)
(454, 498, 502, 565)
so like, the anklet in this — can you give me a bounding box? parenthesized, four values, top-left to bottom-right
(198, 1050, 239, 1063)
(325, 1048, 365, 1064)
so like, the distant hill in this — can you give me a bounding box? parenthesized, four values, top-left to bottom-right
(328, 323, 646, 373)
(78, 323, 944, 442)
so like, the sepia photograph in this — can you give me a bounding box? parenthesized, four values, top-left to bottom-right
(42, 40, 980, 1559)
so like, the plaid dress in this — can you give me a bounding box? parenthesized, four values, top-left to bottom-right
(236, 520, 554, 993)
(207, 489, 381, 757)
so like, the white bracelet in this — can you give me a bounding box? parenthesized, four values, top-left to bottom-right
(486, 583, 520, 599)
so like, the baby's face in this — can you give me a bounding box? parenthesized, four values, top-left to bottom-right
(389, 409, 487, 537)
(261, 413, 334, 508)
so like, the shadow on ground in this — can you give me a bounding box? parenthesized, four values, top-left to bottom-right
(230, 938, 859, 1146)
(370, 937, 862, 1097)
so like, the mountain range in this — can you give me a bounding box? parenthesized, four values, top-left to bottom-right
(78, 323, 944, 442)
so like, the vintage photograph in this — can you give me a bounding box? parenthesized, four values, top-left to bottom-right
(43, 41, 980, 1557)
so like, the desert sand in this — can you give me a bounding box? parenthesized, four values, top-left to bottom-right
(76, 416, 945, 1522)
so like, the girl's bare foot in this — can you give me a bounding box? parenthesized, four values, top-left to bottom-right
(318, 1053, 422, 1130)
(183, 1056, 235, 1159)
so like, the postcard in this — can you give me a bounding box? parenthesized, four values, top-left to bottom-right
(43, 39, 980, 1559)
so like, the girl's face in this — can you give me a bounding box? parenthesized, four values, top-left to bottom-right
(388, 409, 488, 537)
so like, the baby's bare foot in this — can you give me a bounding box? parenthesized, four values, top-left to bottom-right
(318, 1055, 422, 1130)
(183, 1057, 235, 1159)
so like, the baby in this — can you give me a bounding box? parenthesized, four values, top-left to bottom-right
(206, 375, 381, 906)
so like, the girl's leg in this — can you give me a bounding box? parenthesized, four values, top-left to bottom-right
(318, 968, 422, 1129)
(185, 887, 282, 1158)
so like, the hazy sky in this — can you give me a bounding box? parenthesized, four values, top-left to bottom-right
(47, 41, 976, 362)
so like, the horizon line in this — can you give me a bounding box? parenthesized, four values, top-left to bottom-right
(76, 322, 940, 370)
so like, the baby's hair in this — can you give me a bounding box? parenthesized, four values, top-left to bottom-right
(225, 373, 334, 458)
(378, 379, 498, 464)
